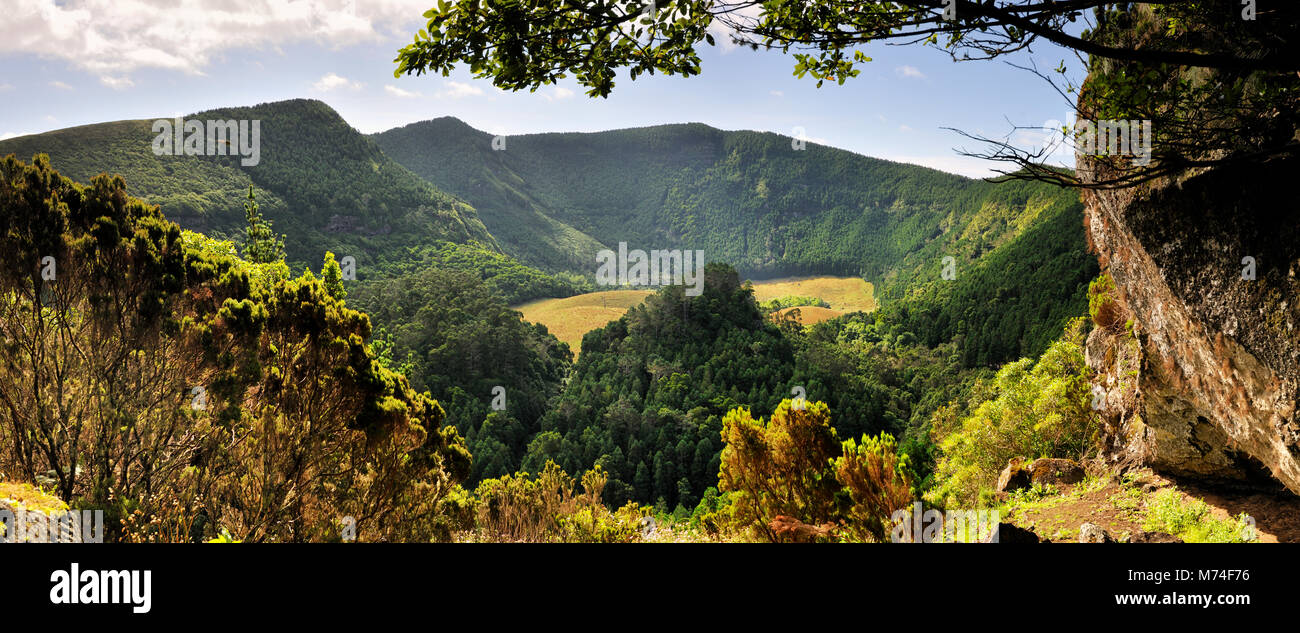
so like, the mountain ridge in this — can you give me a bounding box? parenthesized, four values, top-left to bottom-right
(0, 98, 500, 271)
(372, 114, 1075, 301)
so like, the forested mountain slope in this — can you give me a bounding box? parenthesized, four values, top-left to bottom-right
(874, 186, 1098, 367)
(0, 99, 498, 270)
(350, 266, 575, 484)
(532, 263, 980, 510)
(374, 117, 1085, 298)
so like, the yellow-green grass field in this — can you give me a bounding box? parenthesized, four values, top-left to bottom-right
(514, 289, 654, 353)
(513, 276, 875, 354)
(748, 275, 876, 313)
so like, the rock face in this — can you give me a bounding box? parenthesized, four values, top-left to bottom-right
(998, 458, 1086, 493)
(1028, 458, 1086, 487)
(769, 515, 834, 543)
(1079, 522, 1115, 543)
(1080, 157, 1300, 495)
(982, 522, 1046, 544)
(997, 458, 1033, 493)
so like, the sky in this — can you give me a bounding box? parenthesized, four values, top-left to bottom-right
(0, 0, 1085, 178)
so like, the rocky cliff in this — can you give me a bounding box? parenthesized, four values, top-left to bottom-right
(1081, 157, 1300, 495)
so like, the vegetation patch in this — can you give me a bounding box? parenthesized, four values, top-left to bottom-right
(771, 305, 844, 325)
(513, 276, 873, 354)
(749, 277, 875, 313)
(0, 482, 69, 516)
(926, 319, 1098, 508)
(1142, 489, 1257, 543)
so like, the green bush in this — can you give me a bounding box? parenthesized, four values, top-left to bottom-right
(926, 322, 1097, 507)
(758, 295, 831, 312)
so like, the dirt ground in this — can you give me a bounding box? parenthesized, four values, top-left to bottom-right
(1006, 470, 1300, 543)
(1167, 477, 1300, 543)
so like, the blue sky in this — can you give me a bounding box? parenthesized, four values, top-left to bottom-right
(0, 0, 1083, 178)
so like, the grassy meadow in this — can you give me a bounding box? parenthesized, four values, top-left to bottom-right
(514, 276, 875, 353)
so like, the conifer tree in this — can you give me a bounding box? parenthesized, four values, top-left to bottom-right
(242, 185, 285, 264)
(322, 251, 346, 301)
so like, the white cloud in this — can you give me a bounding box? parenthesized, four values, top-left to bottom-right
(313, 72, 363, 92)
(898, 124, 913, 133)
(1, 0, 433, 78)
(0, 83, 13, 92)
(707, 2, 763, 54)
(99, 75, 134, 90)
(1, 132, 24, 140)
(541, 85, 574, 101)
(770, 90, 784, 97)
(435, 81, 484, 99)
(895, 65, 926, 79)
(49, 80, 73, 90)
(384, 84, 422, 98)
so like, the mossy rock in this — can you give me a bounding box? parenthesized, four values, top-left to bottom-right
(997, 458, 1033, 493)
(0, 482, 68, 515)
(1028, 458, 1086, 487)
(1, 482, 70, 542)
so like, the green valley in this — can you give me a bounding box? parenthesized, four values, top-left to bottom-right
(374, 116, 1090, 308)
(5, 5, 1297, 625)
(1, 100, 1101, 539)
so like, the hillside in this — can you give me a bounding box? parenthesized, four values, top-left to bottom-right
(373, 117, 1084, 299)
(873, 191, 1098, 367)
(0, 99, 499, 271)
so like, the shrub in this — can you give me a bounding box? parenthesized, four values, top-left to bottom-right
(0, 156, 467, 543)
(717, 399, 913, 542)
(926, 327, 1098, 508)
(833, 433, 914, 541)
(718, 400, 842, 541)
(469, 462, 648, 542)
(1088, 274, 1127, 330)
